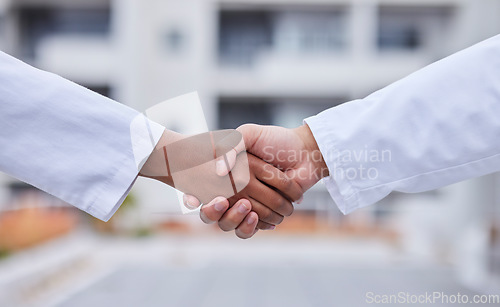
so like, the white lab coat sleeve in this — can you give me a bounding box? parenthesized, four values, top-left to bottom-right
(0, 51, 165, 221)
(305, 34, 500, 214)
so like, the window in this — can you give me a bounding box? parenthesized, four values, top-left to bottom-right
(378, 23, 420, 50)
(87, 85, 112, 99)
(271, 98, 340, 128)
(218, 98, 273, 129)
(218, 97, 343, 129)
(378, 6, 452, 51)
(218, 7, 346, 66)
(164, 28, 185, 53)
(273, 10, 346, 54)
(18, 7, 111, 58)
(219, 11, 273, 66)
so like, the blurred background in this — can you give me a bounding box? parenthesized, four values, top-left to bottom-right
(0, 0, 500, 306)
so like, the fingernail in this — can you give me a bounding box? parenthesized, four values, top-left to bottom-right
(216, 159, 226, 176)
(214, 201, 226, 212)
(184, 196, 198, 210)
(269, 225, 276, 230)
(296, 196, 304, 204)
(247, 215, 256, 225)
(238, 203, 249, 214)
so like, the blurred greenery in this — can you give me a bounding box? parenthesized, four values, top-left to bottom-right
(89, 192, 152, 236)
(0, 247, 11, 260)
(135, 227, 153, 237)
(121, 193, 137, 211)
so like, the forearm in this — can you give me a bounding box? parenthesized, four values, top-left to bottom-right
(305, 34, 500, 214)
(139, 129, 182, 187)
(294, 124, 329, 179)
(0, 51, 165, 221)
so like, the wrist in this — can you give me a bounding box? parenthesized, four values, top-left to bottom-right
(139, 129, 184, 186)
(295, 124, 329, 179)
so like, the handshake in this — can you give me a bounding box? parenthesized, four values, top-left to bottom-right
(139, 123, 329, 239)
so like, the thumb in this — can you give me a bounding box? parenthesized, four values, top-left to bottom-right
(215, 149, 238, 176)
(215, 124, 261, 176)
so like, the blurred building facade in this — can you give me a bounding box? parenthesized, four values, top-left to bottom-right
(0, 0, 499, 292)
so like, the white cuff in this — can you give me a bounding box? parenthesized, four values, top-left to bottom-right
(87, 115, 164, 221)
(305, 110, 360, 215)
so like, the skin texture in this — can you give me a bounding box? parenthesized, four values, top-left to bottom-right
(184, 123, 329, 239)
(141, 130, 250, 204)
(139, 129, 303, 237)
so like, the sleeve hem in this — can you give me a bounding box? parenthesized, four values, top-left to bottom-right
(85, 165, 139, 222)
(86, 118, 165, 222)
(304, 115, 360, 215)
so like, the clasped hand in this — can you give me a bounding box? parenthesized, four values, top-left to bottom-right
(177, 124, 329, 239)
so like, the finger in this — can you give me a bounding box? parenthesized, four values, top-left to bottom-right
(215, 124, 261, 176)
(249, 198, 284, 225)
(183, 194, 201, 210)
(199, 197, 229, 224)
(218, 199, 251, 232)
(235, 211, 258, 239)
(247, 181, 294, 217)
(255, 162, 303, 202)
(257, 220, 276, 231)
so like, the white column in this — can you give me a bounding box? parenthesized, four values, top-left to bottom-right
(111, 0, 144, 109)
(349, 0, 378, 97)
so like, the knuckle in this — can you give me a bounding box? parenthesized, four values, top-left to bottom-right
(263, 165, 276, 179)
(262, 162, 273, 173)
(280, 176, 292, 189)
(273, 196, 288, 212)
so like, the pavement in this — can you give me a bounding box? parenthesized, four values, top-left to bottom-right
(0, 232, 498, 307)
